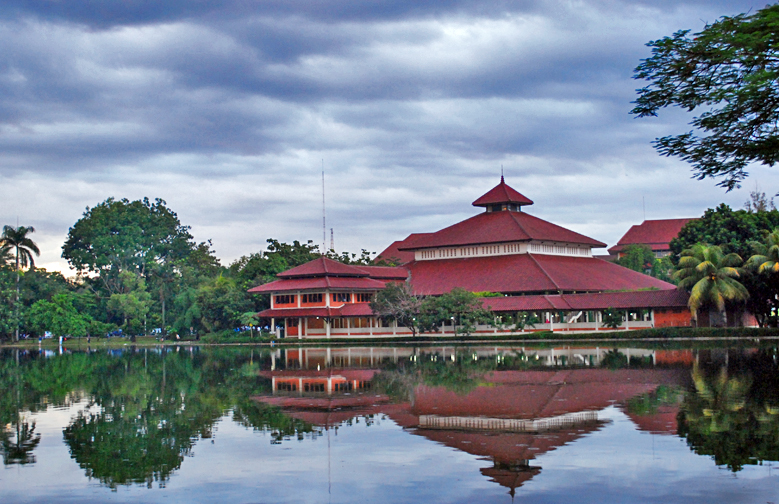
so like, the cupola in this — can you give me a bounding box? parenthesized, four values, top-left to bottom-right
(472, 176, 533, 212)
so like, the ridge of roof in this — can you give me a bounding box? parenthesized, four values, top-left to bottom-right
(529, 254, 561, 291)
(472, 176, 534, 207)
(277, 256, 369, 278)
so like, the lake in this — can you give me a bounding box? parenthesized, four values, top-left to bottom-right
(1, 342, 778, 503)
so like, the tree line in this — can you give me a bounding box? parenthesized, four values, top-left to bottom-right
(0, 197, 372, 341)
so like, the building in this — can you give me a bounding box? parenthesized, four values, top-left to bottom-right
(608, 218, 694, 258)
(250, 177, 691, 338)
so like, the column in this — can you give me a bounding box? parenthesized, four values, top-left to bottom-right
(298, 317, 303, 340)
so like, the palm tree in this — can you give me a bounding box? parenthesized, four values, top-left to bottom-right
(747, 227, 779, 275)
(0, 244, 12, 266)
(674, 244, 749, 326)
(0, 225, 40, 341)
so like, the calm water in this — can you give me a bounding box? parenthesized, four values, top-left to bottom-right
(1, 343, 778, 503)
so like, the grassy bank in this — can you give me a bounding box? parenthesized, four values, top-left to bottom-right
(3, 326, 778, 349)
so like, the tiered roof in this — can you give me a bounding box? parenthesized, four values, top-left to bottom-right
(249, 178, 685, 312)
(248, 256, 407, 294)
(400, 210, 605, 250)
(405, 254, 675, 295)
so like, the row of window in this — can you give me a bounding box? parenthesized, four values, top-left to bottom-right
(302, 293, 323, 303)
(274, 292, 373, 305)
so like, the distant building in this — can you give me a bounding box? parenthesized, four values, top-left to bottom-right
(608, 218, 695, 259)
(250, 177, 691, 337)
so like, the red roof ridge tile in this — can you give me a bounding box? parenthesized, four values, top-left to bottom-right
(529, 254, 561, 291)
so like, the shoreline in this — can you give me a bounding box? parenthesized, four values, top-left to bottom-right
(3, 327, 779, 349)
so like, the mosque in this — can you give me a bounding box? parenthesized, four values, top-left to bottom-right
(249, 177, 690, 338)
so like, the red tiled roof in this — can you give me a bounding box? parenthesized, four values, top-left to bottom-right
(248, 276, 387, 293)
(405, 254, 674, 295)
(339, 303, 375, 316)
(472, 177, 534, 207)
(257, 303, 376, 318)
(481, 288, 688, 312)
(400, 211, 605, 250)
(608, 218, 694, 254)
(375, 233, 433, 265)
(256, 307, 335, 318)
(278, 257, 369, 278)
(355, 265, 409, 280)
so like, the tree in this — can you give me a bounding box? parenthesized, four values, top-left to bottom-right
(601, 308, 624, 329)
(62, 197, 194, 296)
(674, 244, 749, 325)
(28, 293, 93, 339)
(632, 4, 779, 190)
(418, 288, 493, 336)
(745, 228, 779, 325)
(369, 282, 422, 337)
(106, 272, 152, 337)
(192, 275, 252, 334)
(744, 186, 776, 213)
(616, 244, 656, 273)
(0, 225, 40, 341)
(0, 245, 12, 266)
(671, 204, 779, 325)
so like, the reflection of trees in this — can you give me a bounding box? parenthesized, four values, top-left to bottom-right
(0, 347, 284, 488)
(372, 351, 494, 400)
(678, 351, 779, 471)
(232, 400, 319, 444)
(1, 420, 41, 465)
(625, 386, 684, 416)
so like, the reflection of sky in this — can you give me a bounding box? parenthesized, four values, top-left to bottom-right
(2, 405, 778, 503)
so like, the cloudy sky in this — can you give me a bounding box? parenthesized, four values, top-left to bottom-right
(0, 0, 774, 273)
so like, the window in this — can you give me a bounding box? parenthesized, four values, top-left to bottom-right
(301, 293, 323, 304)
(304, 383, 325, 392)
(355, 293, 372, 303)
(332, 293, 351, 303)
(275, 294, 295, 305)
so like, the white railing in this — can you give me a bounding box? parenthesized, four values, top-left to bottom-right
(419, 410, 599, 432)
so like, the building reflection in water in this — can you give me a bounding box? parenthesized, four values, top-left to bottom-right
(254, 346, 692, 496)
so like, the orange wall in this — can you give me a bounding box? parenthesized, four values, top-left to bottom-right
(655, 309, 692, 328)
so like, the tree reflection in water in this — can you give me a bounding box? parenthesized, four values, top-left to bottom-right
(2, 419, 41, 465)
(678, 349, 779, 471)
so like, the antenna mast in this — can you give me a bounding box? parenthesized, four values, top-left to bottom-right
(322, 160, 326, 254)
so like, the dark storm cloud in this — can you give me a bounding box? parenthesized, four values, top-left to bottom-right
(0, 0, 767, 270)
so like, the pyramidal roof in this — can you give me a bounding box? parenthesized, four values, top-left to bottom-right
(277, 257, 369, 278)
(399, 210, 606, 251)
(472, 176, 533, 207)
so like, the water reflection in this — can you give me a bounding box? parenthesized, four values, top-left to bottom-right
(256, 347, 695, 495)
(0, 343, 778, 500)
(678, 349, 779, 471)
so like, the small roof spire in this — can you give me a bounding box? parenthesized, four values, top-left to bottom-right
(472, 175, 533, 208)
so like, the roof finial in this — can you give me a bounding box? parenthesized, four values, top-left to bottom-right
(500, 165, 504, 183)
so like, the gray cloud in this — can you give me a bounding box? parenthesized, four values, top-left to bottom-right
(0, 1, 769, 272)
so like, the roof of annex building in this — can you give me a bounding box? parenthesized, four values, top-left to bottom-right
(608, 218, 694, 254)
